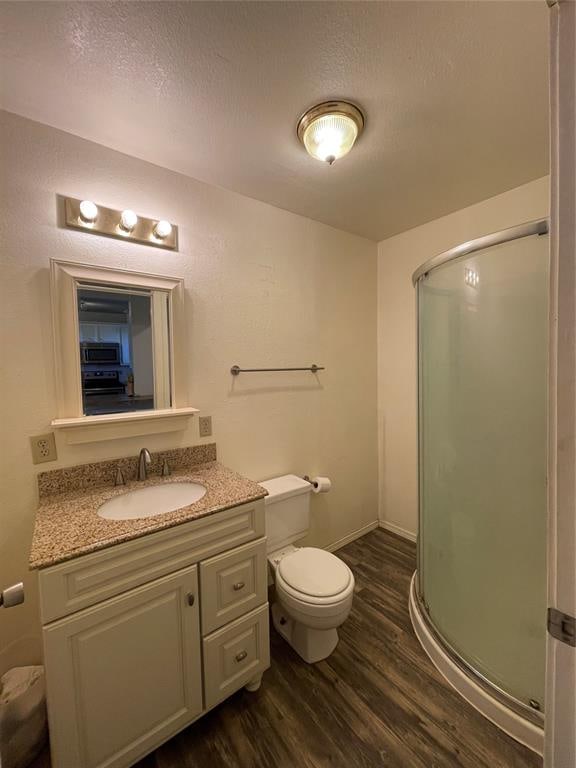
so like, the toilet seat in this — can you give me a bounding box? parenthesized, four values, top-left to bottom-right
(276, 547, 354, 607)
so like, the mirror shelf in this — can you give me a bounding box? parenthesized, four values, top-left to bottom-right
(51, 408, 199, 445)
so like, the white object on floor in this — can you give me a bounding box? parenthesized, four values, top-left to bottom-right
(0, 666, 47, 768)
(259, 474, 354, 663)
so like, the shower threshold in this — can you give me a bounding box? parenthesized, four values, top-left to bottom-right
(409, 574, 544, 755)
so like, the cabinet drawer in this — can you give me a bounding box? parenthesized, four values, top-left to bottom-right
(39, 500, 264, 623)
(200, 537, 267, 634)
(203, 603, 270, 709)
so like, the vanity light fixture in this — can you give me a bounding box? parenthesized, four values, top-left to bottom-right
(153, 220, 172, 240)
(119, 209, 138, 233)
(63, 197, 178, 250)
(297, 101, 365, 165)
(79, 200, 98, 223)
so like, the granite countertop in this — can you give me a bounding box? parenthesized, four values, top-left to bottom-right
(30, 454, 267, 570)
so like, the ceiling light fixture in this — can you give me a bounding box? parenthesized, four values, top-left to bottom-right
(297, 101, 365, 165)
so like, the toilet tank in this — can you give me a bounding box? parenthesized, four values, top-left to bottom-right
(259, 474, 312, 552)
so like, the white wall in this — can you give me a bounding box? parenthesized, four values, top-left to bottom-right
(0, 111, 378, 674)
(130, 294, 154, 398)
(377, 176, 549, 538)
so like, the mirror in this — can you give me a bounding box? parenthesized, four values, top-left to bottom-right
(77, 285, 171, 416)
(50, 260, 193, 438)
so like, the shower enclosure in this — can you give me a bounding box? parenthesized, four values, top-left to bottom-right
(409, 220, 549, 753)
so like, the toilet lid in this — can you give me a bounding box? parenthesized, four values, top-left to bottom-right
(278, 547, 352, 598)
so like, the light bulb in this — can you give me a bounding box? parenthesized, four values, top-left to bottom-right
(315, 125, 346, 163)
(154, 220, 172, 239)
(305, 115, 358, 164)
(119, 209, 138, 232)
(79, 200, 98, 223)
(298, 102, 364, 165)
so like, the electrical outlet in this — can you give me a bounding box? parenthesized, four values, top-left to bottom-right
(30, 433, 58, 464)
(198, 416, 212, 438)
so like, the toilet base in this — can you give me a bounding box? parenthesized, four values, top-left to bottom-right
(271, 602, 339, 664)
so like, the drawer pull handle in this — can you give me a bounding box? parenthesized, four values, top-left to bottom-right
(235, 650, 248, 663)
(233, 582, 245, 591)
(187, 593, 195, 606)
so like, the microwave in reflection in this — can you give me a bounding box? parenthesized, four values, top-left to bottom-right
(80, 342, 122, 365)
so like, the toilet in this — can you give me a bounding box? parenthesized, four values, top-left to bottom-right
(259, 474, 355, 664)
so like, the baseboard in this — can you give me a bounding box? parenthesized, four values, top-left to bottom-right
(325, 521, 379, 552)
(378, 520, 417, 543)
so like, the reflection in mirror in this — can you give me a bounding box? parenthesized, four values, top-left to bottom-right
(77, 285, 171, 416)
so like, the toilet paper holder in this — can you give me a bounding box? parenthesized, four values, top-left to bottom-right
(303, 475, 332, 494)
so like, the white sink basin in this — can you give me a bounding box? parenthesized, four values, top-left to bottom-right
(98, 482, 207, 521)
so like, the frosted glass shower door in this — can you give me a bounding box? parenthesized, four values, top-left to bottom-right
(418, 233, 548, 710)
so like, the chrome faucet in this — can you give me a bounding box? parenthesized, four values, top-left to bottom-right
(137, 448, 152, 481)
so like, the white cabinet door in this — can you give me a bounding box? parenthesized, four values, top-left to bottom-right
(79, 322, 99, 342)
(97, 324, 123, 344)
(43, 565, 202, 768)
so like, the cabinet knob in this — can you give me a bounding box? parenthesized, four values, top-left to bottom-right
(235, 650, 248, 662)
(187, 593, 195, 606)
(233, 581, 245, 591)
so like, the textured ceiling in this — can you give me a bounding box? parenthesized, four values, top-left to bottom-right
(0, 1, 549, 241)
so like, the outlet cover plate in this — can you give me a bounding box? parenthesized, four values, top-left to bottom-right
(30, 433, 58, 464)
(198, 416, 212, 438)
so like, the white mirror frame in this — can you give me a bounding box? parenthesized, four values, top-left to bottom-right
(50, 259, 197, 444)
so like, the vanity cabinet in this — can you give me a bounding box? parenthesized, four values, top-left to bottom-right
(39, 499, 270, 768)
(43, 566, 203, 768)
